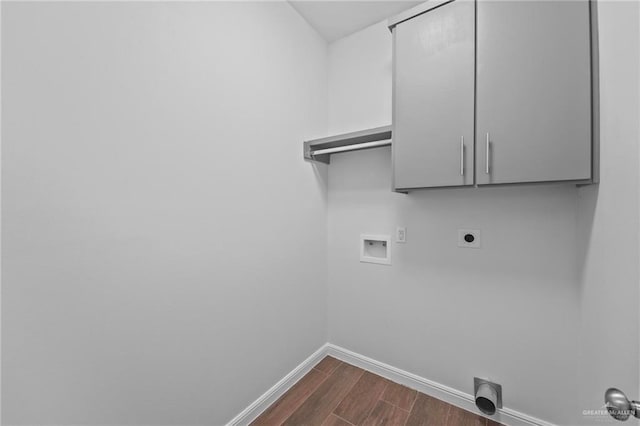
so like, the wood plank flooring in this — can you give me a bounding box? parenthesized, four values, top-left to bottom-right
(251, 356, 505, 426)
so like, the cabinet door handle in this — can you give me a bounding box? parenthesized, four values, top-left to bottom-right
(460, 136, 465, 176)
(485, 133, 490, 174)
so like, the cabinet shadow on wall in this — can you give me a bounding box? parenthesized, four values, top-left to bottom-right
(576, 183, 599, 291)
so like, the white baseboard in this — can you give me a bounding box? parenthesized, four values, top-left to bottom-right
(227, 342, 556, 426)
(326, 344, 556, 426)
(226, 344, 329, 426)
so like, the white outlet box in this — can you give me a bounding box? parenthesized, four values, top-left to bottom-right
(360, 234, 391, 265)
(396, 227, 406, 243)
(458, 229, 481, 248)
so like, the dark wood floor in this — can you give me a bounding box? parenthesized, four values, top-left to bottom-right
(251, 356, 504, 426)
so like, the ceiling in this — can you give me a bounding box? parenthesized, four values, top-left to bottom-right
(288, 1, 422, 43)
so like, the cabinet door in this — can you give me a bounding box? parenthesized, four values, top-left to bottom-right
(476, 0, 592, 185)
(393, 0, 475, 190)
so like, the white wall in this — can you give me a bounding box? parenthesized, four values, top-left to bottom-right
(577, 1, 640, 424)
(326, 7, 639, 425)
(1, 2, 328, 424)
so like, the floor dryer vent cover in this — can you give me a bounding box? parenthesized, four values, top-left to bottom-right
(474, 377, 502, 416)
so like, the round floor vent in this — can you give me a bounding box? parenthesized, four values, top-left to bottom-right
(474, 378, 502, 416)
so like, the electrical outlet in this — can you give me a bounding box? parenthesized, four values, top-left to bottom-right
(396, 227, 406, 243)
(458, 229, 481, 248)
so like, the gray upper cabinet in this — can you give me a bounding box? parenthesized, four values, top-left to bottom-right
(392, 0, 475, 190)
(476, 0, 593, 185)
(389, 0, 596, 191)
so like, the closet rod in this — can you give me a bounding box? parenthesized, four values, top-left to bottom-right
(303, 125, 392, 164)
(310, 140, 391, 156)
